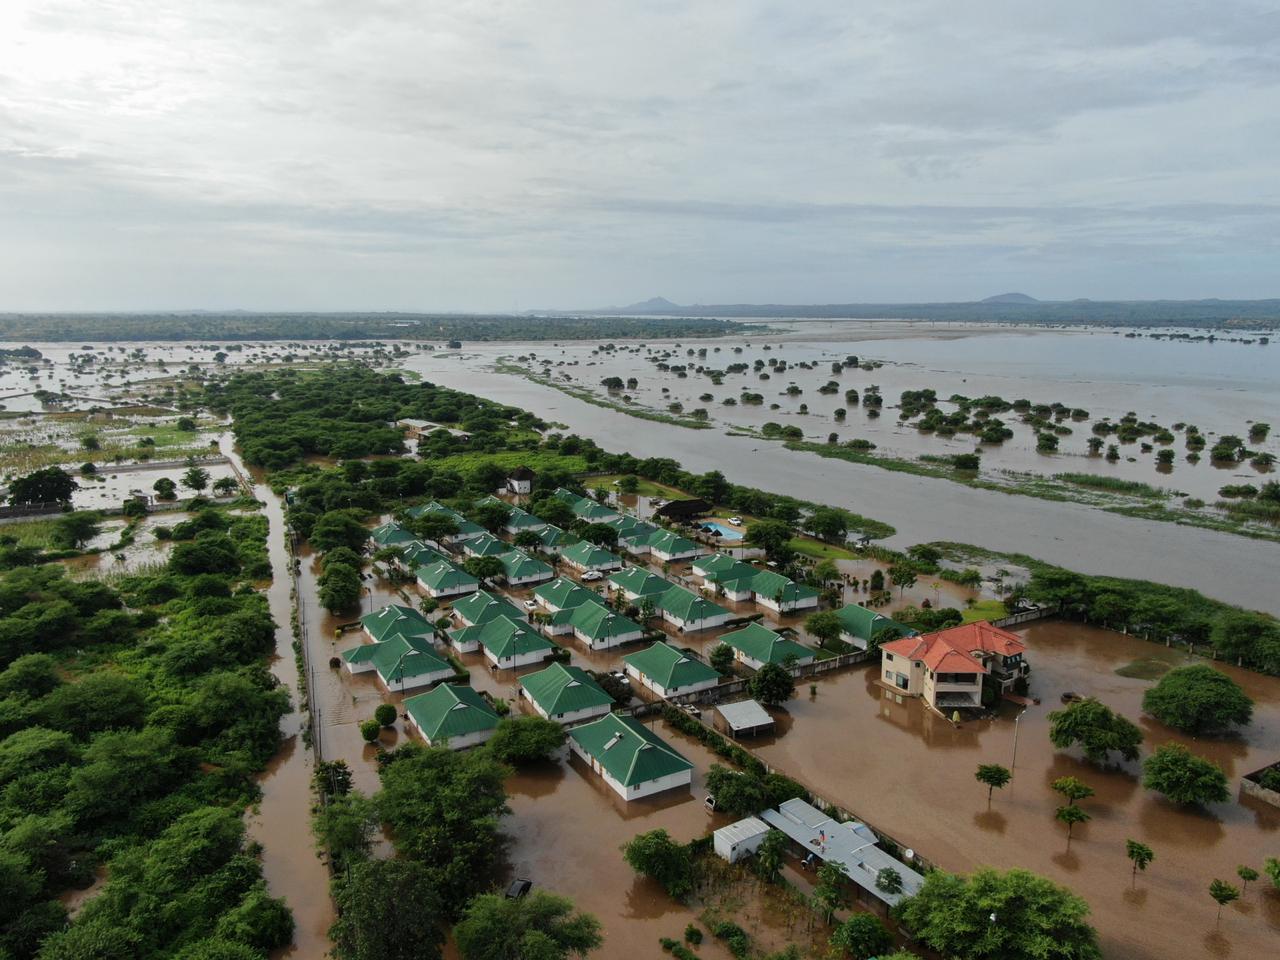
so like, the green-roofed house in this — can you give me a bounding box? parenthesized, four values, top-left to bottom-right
(535, 524, 573, 554)
(644, 529, 706, 563)
(607, 567, 673, 603)
(497, 548, 554, 586)
(835, 604, 919, 651)
(404, 501, 486, 542)
(749, 569, 820, 613)
(622, 641, 721, 698)
(560, 541, 622, 574)
(400, 540, 448, 568)
(360, 603, 435, 644)
(416, 559, 479, 599)
(693, 553, 759, 601)
(519, 662, 613, 725)
(369, 521, 417, 549)
(533, 577, 605, 614)
(564, 602, 645, 650)
(341, 635, 454, 692)
(656, 585, 732, 632)
(451, 615, 556, 668)
(463, 532, 509, 558)
(405, 683, 499, 750)
(719, 622, 816, 670)
(569, 713, 693, 800)
(554, 487, 620, 523)
(504, 506, 548, 535)
(451, 590, 526, 628)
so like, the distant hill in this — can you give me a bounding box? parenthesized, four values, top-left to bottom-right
(981, 292, 1039, 304)
(563, 297, 1280, 327)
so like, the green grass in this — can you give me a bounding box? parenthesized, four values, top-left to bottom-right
(431, 450, 592, 476)
(788, 537, 857, 561)
(1052, 473, 1170, 498)
(0, 517, 64, 549)
(961, 599, 1008, 623)
(590, 474, 689, 499)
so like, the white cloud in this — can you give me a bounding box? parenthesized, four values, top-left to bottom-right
(0, 0, 1277, 309)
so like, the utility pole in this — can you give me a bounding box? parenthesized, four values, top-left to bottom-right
(1011, 707, 1029, 768)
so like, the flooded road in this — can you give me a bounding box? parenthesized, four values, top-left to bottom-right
(751, 621, 1280, 960)
(224, 436, 335, 957)
(401, 345, 1280, 616)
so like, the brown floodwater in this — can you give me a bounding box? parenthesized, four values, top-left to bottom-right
(225, 437, 336, 957)
(400, 342, 1280, 616)
(750, 620, 1280, 960)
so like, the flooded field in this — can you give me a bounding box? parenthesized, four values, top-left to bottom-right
(398, 337, 1280, 616)
(752, 621, 1280, 960)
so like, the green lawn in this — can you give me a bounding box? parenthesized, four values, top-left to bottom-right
(592, 474, 692, 499)
(961, 598, 1008, 623)
(432, 450, 591, 476)
(788, 537, 858, 561)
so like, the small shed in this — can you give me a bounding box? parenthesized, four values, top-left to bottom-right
(507, 466, 536, 495)
(714, 816, 771, 863)
(716, 699, 775, 739)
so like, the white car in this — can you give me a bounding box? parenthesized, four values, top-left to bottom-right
(727, 516, 743, 526)
(522, 599, 538, 610)
(580, 570, 604, 582)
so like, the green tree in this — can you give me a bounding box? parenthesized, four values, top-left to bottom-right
(51, 512, 101, 550)
(1055, 804, 1090, 847)
(813, 861, 848, 924)
(709, 643, 735, 674)
(829, 913, 891, 959)
(889, 563, 918, 597)
(894, 867, 1101, 960)
(331, 858, 445, 960)
(621, 829, 695, 901)
(876, 867, 904, 896)
(464, 555, 505, 583)
(212, 476, 238, 497)
(1050, 776, 1095, 806)
(454, 891, 602, 960)
(1047, 698, 1142, 765)
(313, 791, 379, 870)
(1142, 743, 1229, 806)
(806, 508, 849, 543)
(804, 610, 843, 649)
(1265, 857, 1280, 890)
(748, 662, 795, 706)
(359, 719, 381, 743)
(1208, 879, 1239, 925)
(1236, 864, 1258, 894)
(319, 562, 363, 614)
(514, 530, 543, 551)
(374, 704, 397, 727)
(153, 477, 178, 500)
(581, 523, 619, 549)
(410, 514, 460, 545)
(1141, 665, 1253, 735)
(745, 519, 795, 561)
(753, 829, 787, 885)
(1124, 840, 1153, 887)
(182, 465, 211, 493)
(309, 510, 370, 552)
(472, 501, 511, 533)
(8, 467, 78, 505)
(975, 763, 1011, 804)
(486, 716, 566, 764)
(376, 747, 510, 910)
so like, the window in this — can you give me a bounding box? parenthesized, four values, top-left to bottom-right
(884, 652, 894, 662)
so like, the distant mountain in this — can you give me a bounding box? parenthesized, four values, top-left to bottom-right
(981, 292, 1039, 304)
(558, 296, 1280, 327)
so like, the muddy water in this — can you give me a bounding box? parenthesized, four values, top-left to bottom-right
(400, 348, 1280, 617)
(751, 621, 1280, 959)
(503, 723, 835, 959)
(223, 437, 335, 957)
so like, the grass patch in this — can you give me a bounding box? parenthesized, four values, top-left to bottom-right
(430, 450, 592, 476)
(788, 537, 857, 561)
(589, 474, 690, 499)
(0, 517, 65, 549)
(1053, 473, 1170, 498)
(961, 598, 1008, 623)
(1115, 658, 1173, 680)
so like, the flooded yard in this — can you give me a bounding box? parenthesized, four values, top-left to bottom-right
(752, 621, 1280, 959)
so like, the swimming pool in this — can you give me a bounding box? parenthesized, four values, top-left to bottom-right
(702, 521, 744, 541)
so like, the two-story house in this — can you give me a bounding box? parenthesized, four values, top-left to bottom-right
(879, 621, 1030, 715)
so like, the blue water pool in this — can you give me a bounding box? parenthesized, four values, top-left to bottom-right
(702, 521, 744, 541)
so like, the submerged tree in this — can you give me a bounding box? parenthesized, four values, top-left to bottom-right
(1047, 698, 1142, 765)
(454, 891, 602, 960)
(974, 763, 1011, 805)
(1124, 840, 1154, 887)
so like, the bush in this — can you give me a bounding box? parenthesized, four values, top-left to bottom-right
(1142, 665, 1252, 735)
(712, 921, 751, 960)
(684, 923, 702, 945)
(359, 719, 382, 743)
(374, 704, 397, 728)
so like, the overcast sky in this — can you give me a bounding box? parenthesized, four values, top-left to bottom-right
(2, 1, 1278, 311)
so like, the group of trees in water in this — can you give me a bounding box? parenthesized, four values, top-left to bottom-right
(0, 502, 291, 959)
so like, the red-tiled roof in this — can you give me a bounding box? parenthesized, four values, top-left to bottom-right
(880, 620, 1025, 675)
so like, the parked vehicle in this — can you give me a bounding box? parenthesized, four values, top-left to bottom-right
(581, 570, 604, 582)
(506, 878, 533, 900)
(728, 516, 743, 525)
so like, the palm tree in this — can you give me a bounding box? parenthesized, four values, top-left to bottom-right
(1208, 879, 1239, 926)
(1125, 839, 1154, 887)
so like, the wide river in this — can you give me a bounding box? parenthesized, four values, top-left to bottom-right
(401, 324, 1280, 616)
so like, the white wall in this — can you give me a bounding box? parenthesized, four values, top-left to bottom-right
(485, 647, 552, 669)
(570, 741, 692, 801)
(384, 665, 453, 693)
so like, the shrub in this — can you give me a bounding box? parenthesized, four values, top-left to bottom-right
(359, 719, 382, 743)
(374, 704, 397, 728)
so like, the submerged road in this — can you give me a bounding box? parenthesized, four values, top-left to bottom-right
(404, 354, 1280, 616)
